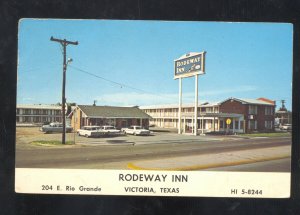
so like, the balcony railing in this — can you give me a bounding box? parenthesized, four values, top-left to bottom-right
(146, 110, 220, 118)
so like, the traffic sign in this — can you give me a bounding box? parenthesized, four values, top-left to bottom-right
(226, 118, 231, 125)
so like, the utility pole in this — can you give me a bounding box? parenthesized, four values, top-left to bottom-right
(50, 36, 78, 144)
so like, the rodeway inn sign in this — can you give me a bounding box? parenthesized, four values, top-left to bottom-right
(174, 51, 206, 136)
(174, 52, 206, 79)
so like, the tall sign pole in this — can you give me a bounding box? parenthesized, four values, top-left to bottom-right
(174, 52, 206, 136)
(194, 74, 198, 136)
(50, 37, 78, 144)
(178, 77, 182, 134)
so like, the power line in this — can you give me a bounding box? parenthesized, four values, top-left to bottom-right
(68, 65, 175, 101)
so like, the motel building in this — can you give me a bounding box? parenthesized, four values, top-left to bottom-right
(69, 105, 151, 130)
(140, 97, 275, 134)
(16, 104, 62, 125)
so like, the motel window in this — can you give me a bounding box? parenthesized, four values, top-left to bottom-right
(265, 121, 273, 129)
(248, 105, 257, 115)
(16, 109, 20, 114)
(265, 106, 273, 115)
(206, 107, 213, 113)
(220, 120, 224, 129)
(24, 116, 30, 122)
(240, 121, 244, 130)
(235, 121, 239, 129)
(16, 116, 20, 122)
(248, 120, 257, 130)
(24, 109, 31, 114)
(214, 107, 219, 113)
(34, 117, 41, 123)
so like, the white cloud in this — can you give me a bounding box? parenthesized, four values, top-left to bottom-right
(200, 85, 257, 96)
(94, 85, 258, 106)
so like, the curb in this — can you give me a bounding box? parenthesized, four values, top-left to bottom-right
(76, 142, 135, 146)
(127, 155, 290, 171)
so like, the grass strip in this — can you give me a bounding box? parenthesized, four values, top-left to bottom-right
(31, 140, 75, 146)
(239, 132, 291, 137)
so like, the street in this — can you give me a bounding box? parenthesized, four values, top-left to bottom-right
(16, 127, 291, 171)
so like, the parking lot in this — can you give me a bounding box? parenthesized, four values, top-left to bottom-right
(16, 127, 228, 148)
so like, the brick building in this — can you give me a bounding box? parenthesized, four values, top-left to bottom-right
(69, 105, 151, 130)
(140, 97, 275, 134)
(219, 98, 275, 133)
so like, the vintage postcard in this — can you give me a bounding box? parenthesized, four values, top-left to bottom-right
(15, 19, 293, 197)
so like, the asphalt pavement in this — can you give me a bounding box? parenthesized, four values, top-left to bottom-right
(16, 129, 291, 172)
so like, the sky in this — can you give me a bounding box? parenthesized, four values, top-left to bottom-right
(17, 19, 293, 110)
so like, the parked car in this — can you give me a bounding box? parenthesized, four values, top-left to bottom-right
(40, 122, 73, 134)
(122, 126, 150, 136)
(77, 126, 106, 138)
(280, 124, 292, 131)
(100, 125, 121, 136)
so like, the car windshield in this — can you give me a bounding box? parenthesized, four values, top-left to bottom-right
(84, 126, 99, 130)
(135, 126, 142, 129)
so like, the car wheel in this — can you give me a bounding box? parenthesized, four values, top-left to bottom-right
(85, 134, 89, 138)
(133, 132, 136, 136)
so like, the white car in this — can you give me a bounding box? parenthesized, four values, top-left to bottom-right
(123, 126, 150, 136)
(77, 126, 106, 138)
(280, 124, 292, 131)
(100, 125, 121, 136)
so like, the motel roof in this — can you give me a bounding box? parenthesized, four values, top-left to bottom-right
(140, 97, 275, 109)
(17, 104, 61, 110)
(77, 105, 151, 119)
(140, 102, 219, 110)
(220, 98, 275, 106)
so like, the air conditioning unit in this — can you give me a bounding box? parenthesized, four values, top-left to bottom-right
(249, 115, 254, 119)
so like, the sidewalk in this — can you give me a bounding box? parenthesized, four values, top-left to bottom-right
(127, 145, 291, 171)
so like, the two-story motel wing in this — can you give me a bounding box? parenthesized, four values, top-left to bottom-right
(140, 97, 275, 134)
(16, 104, 62, 125)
